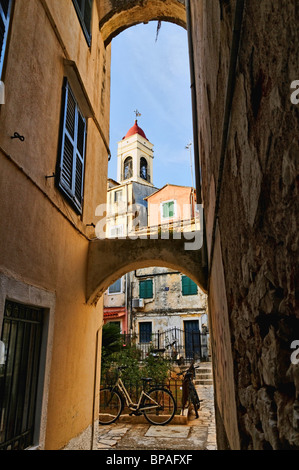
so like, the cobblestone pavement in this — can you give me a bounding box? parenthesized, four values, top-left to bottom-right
(97, 384, 217, 451)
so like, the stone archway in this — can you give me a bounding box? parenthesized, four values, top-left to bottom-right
(86, 237, 207, 305)
(98, 0, 186, 46)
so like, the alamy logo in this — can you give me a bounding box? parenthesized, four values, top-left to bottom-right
(290, 80, 299, 105)
(0, 81, 4, 104)
(94, 203, 203, 251)
(290, 340, 299, 365)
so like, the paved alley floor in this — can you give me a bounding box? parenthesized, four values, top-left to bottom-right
(96, 384, 217, 451)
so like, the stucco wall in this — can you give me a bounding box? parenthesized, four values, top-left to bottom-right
(0, 0, 110, 450)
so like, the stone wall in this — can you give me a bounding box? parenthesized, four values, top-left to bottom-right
(191, 0, 299, 450)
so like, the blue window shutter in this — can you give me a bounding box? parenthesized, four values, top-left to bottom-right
(74, 109, 86, 208)
(72, 0, 93, 46)
(58, 79, 86, 213)
(0, 0, 13, 79)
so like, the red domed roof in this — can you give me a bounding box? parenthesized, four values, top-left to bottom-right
(123, 120, 148, 140)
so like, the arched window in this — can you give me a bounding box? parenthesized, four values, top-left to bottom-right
(140, 157, 148, 181)
(123, 157, 133, 180)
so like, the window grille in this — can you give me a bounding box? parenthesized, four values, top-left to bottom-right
(162, 201, 175, 219)
(0, 301, 43, 450)
(139, 322, 152, 343)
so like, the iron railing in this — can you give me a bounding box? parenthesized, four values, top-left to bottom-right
(121, 327, 209, 363)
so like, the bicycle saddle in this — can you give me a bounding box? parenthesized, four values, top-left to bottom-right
(141, 377, 153, 383)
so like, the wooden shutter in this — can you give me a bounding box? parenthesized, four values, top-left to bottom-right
(72, 0, 93, 45)
(139, 280, 153, 299)
(162, 201, 175, 218)
(182, 276, 197, 296)
(168, 201, 175, 217)
(0, 0, 12, 78)
(58, 79, 86, 213)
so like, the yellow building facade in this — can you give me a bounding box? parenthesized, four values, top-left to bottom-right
(0, 0, 111, 450)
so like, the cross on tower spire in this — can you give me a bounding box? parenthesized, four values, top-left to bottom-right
(134, 109, 141, 120)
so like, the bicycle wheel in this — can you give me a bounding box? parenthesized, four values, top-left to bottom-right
(99, 388, 123, 425)
(141, 388, 176, 425)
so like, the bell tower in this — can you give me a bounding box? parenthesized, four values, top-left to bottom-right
(117, 118, 154, 186)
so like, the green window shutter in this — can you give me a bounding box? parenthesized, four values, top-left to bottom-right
(182, 276, 197, 296)
(163, 203, 168, 218)
(162, 201, 175, 218)
(168, 201, 174, 217)
(139, 280, 153, 299)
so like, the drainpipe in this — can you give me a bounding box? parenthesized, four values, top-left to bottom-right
(185, 0, 208, 271)
(185, 0, 201, 204)
(91, 324, 102, 450)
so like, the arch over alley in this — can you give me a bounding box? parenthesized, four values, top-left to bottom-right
(98, 0, 186, 46)
(86, 236, 208, 305)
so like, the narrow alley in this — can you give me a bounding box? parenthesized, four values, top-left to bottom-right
(97, 364, 216, 451)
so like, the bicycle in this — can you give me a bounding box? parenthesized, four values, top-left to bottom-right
(177, 361, 202, 419)
(99, 366, 177, 426)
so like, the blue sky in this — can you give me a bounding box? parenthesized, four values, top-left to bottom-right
(108, 21, 195, 189)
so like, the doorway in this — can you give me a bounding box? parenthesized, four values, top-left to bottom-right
(184, 320, 201, 361)
(0, 300, 43, 450)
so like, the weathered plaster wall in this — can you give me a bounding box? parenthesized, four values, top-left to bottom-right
(191, 0, 299, 450)
(132, 267, 207, 315)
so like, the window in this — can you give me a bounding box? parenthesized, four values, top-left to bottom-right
(107, 321, 121, 332)
(139, 279, 153, 299)
(0, 0, 13, 79)
(161, 200, 176, 219)
(72, 0, 93, 46)
(56, 79, 86, 214)
(109, 225, 123, 238)
(0, 301, 44, 450)
(140, 157, 148, 181)
(139, 322, 152, 343)
(123, 157, 133, 180)
(108, 278, 122, 294)
(181, 276, 198, 296)
(114, 190, 123, 203)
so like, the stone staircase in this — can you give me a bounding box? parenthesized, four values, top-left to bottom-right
(194, 362, 213, 386)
